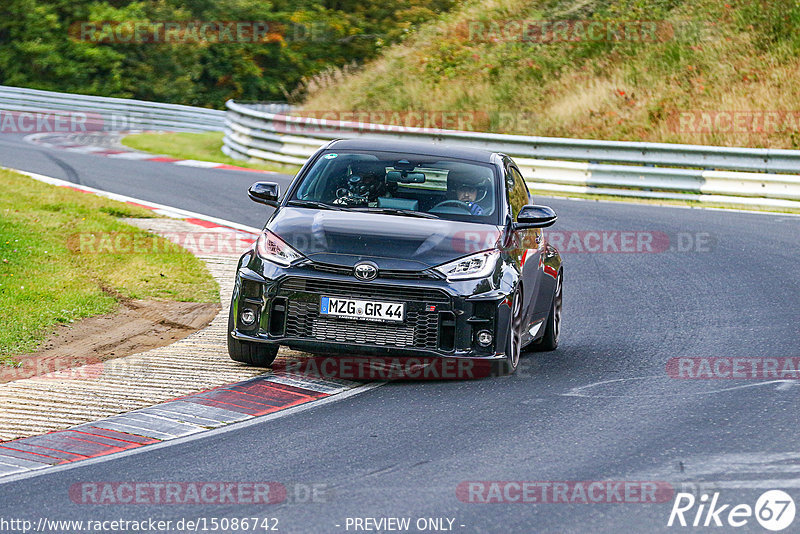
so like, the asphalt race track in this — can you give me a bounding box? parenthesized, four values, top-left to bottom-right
(0, 133, 288, 228)
(1, 132, 799, 533)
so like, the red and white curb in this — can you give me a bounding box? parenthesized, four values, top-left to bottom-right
(0, 382, 381, 484)
(23, 131, 276, 174)
(0, 376, 360, 478)
(0, 168, 380, 481)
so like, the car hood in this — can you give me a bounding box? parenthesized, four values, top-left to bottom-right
(268, 207, 502, 270)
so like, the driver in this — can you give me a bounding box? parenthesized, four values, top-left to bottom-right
(448, 171, 488, 216)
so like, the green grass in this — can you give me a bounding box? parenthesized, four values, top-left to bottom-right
(0, 169, 219, 365)
(121, 131, 301, 175)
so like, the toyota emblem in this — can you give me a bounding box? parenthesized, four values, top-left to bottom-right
(353, 261, 378, 281)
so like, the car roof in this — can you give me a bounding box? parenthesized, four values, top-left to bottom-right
(325, 138, 499, 163)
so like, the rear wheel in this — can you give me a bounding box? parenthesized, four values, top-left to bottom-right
(535, 272, 562, 352)
(227, 302, 279, 367)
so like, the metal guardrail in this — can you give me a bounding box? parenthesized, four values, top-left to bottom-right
(223, 100, 800, 209)
(2, 87, 797, 209)
(0, 85, 225, 132)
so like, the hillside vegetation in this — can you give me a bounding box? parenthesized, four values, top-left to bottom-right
(0, 0, 454, 108)
(301, 0, 800, 148)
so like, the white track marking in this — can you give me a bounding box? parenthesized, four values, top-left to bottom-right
(561, 375, 799, 397)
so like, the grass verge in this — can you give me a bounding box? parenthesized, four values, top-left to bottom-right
(121, 131, 301, 175)
(0, 168, 219, 365)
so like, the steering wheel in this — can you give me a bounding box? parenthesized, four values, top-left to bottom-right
(430, 199, 472, 214)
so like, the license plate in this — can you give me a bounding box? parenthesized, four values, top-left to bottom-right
(320, 296, 405, 323)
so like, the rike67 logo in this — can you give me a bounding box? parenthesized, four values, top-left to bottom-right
(668, 490, 796, 531)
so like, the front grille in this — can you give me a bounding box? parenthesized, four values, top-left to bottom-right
(309, 263, 439, 280)
(280, 277, 450, 303)
(278, 276, 449, 350)
(285, 301, 439, 349)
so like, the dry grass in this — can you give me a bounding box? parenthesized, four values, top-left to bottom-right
(302, 0, 800, 149)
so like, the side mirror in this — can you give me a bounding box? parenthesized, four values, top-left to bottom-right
(248, 182, 280, 207)
(515, 205, 557, 228)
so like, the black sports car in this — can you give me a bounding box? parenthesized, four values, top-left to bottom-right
(228, 139, 562, 375)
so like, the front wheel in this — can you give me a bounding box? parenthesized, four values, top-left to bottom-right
(497, 287, 522, 375)
(534, 272, 562, 352)
(227, 302, 279, 367)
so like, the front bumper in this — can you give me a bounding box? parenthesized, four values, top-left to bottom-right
(231, 262, 513, 360)
(231, 331, 506, 360)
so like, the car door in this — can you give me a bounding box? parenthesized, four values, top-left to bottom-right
(504, 162, 543, 345)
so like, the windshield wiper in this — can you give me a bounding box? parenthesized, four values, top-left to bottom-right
(352, 207, 440, 219)
(288, 201, 439, 218)
(286, 200, 345, 211)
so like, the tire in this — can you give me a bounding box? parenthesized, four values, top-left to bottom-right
(497, 287, 523, 376)
(227, 302, 279, 367)
(535, 271, 562, 352)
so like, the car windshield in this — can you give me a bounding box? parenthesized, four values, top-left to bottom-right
(290, 149, 501, 224)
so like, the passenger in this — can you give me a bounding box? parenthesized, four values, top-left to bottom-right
(335, 161, 387, 205)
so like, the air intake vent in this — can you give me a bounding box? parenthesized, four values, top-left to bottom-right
(269, 297, 288, 336)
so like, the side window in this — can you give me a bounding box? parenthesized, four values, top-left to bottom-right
(506, 165, 529, 218)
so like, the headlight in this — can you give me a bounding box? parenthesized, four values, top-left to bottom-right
(255, 230, 304, 266)
(434, 250, 500, 281)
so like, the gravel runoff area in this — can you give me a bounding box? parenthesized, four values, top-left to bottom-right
(0, 217, 315, 442)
